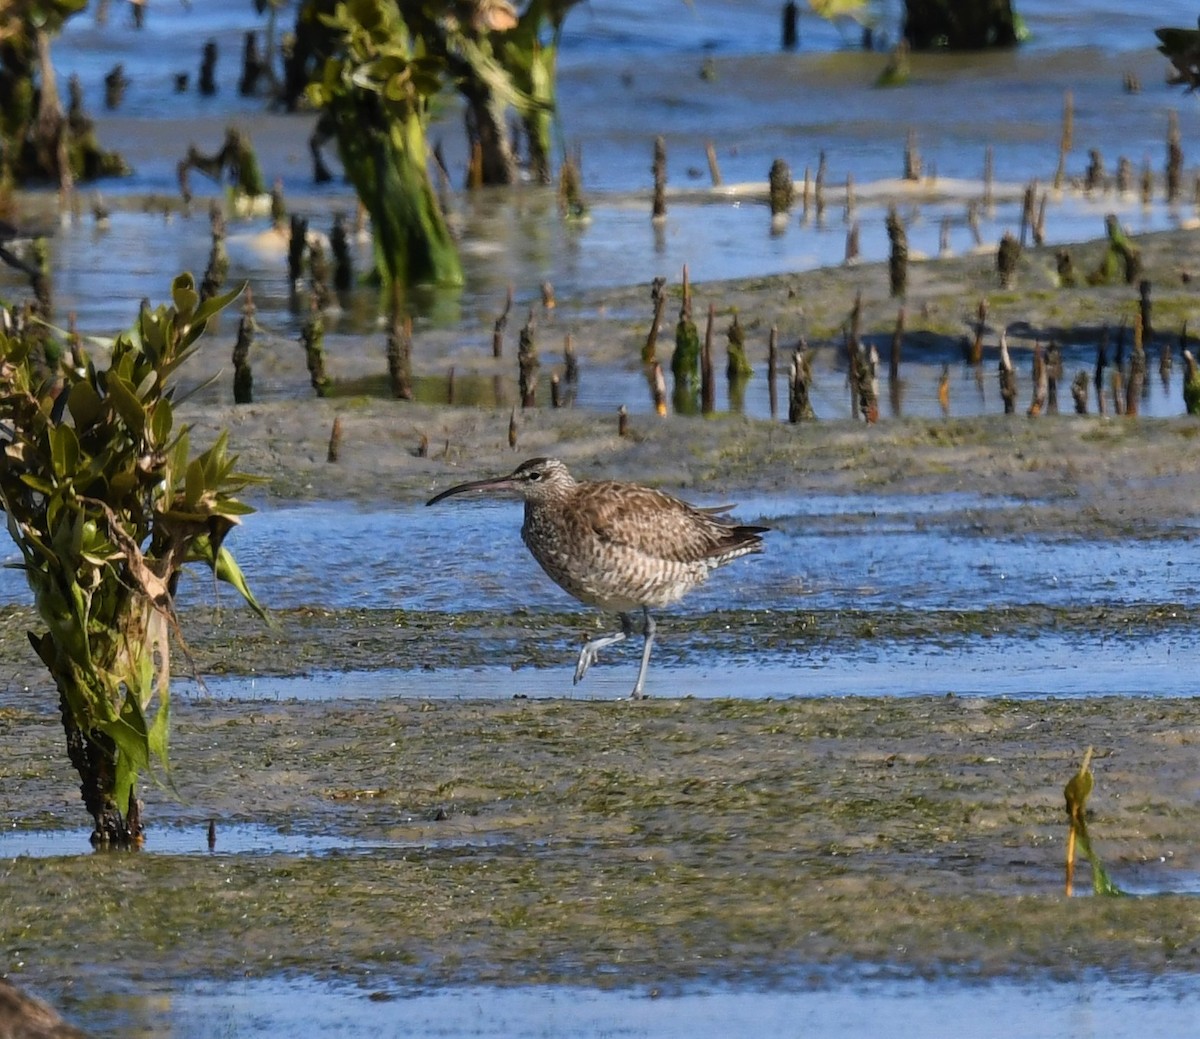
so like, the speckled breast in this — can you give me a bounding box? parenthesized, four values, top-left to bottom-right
(521, 504, 710, 613)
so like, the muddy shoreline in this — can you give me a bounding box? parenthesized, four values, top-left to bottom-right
(4, 229, 1200, 1009)
(165, 224, 1200, 521)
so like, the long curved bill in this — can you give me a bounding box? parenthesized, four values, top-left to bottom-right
(426, 473, 520, 506)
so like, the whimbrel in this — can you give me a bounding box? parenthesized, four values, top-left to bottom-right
(427, 457, 767, 698)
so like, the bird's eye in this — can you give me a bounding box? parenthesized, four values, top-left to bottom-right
(527, 470, 542, 481)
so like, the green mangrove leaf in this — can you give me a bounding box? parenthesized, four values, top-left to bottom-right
(185, 283, 245, 347)
(135, 369, 158, 401)
(188, 532, 269, 622)
(184, 456, 206, 510)
(147, 694, 175, 793)
(67, 380, 104, 429)
(149, 399, 173, 448)
(1088, 846, 1125, 897)
(18, 473, 54, 494)
(384, 71, 412, 102)
(215, 546, 268, 622)
(105, 375, 147, 436)
(68, 508, 87, 561)
(2, 332, 32, 366)
(211, 499, 255, 518)
(167, 428, 191, 486)
(408, 57, 445, 99)
(99, 711, 152, 817)
(171, 274, 200, 323)
(47, 423, 81, 478)
(346, 0, 385, 34)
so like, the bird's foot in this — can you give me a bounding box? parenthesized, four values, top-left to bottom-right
(573, 643, 598, 685)
(573, 628, 629, 685)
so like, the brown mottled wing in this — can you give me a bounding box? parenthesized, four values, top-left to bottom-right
(573, 481, 765, 564)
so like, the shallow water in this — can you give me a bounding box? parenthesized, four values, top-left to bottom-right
(33, 972, 1200, 1039)
(4, 494, 1196, 699)
(5, 494, 1197, 614)
(35, 194, 1196, 422)
(162, 499, 1200, 614)
(6, 0, 1196, 426)
(172, 623, 1196, 699)
(0, 821, 396, 860)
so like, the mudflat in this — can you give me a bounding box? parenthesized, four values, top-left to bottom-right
(2, 227, 1200, 994)
(2, 694, 1199, 987)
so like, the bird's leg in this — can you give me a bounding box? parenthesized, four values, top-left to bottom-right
(630, 607, 656, 700)
(573, 612, 634, 686)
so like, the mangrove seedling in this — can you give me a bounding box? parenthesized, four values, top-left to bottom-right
(0, 274, 264, 847)
(672, 267, 700, 415)
(1064, 747, 1124, 897)
(305, 0, 463, 290)
(1088, 214, 1141, 286)
(0, 1, 129, 188)
(1183, 350, 1200, 415)
(177, 126, 266, 205)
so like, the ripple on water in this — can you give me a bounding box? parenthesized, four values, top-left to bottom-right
(0, 498, 1171, 616)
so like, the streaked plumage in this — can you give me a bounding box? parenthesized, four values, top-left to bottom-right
(427, 457, 767, 698)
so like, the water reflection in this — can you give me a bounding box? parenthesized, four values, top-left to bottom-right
(17, 186, 1197, 423)
(0, 822, 397, 860)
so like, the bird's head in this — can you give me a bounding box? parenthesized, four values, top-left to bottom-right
(426, 457, 576, 506)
